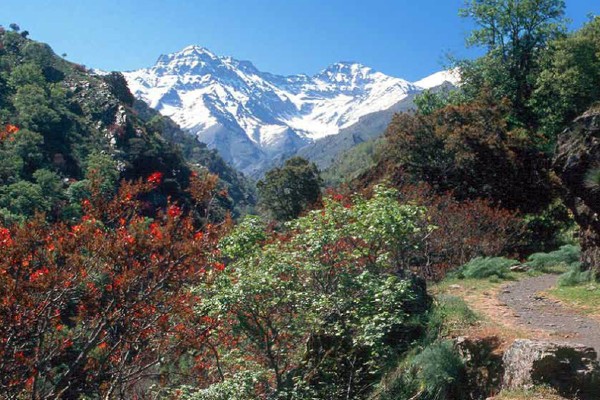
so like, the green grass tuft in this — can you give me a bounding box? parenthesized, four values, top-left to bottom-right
(526, 244, 580, 273)
(456, 257, 519, 280)
(558, 262, 593, 287)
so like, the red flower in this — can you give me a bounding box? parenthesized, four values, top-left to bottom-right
(213, 262, 225, 272)
(30, 267, 50, 282)
(0, 124, 19, 141)
(194, 231, 204, 241)
(167, 205, 182, 218)
(5, 124, 19, 134)
(149, 222, 163, 240)
(0, 228, 13, 247)
(147, 172, 163, 185)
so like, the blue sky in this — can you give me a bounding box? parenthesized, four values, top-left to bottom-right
(2, 0, 598, 81)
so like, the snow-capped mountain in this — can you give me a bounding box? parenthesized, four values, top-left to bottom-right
(124, 45, 459, 176)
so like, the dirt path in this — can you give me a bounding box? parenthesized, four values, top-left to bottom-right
(498, 274, 600, 353)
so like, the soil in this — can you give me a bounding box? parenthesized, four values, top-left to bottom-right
(498, 274, 600, 354)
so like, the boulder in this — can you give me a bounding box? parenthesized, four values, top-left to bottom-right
(502, 339, 600, 399)
(553, 107, 600, 273)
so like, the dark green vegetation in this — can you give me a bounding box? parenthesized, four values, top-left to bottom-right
(256, 156, 322, 221)
(0, 27, 252, 224)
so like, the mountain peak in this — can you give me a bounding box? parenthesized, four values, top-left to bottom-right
(316, 61, 375, 85)
(177, 45, 216, 57)
(125, 47, 452, 176)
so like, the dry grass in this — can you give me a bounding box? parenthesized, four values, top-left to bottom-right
(491, 386, 565, 399)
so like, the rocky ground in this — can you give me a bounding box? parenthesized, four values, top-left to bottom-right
(498, 274, 600, 354)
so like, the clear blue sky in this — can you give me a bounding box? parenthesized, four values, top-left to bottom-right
(2, 0, 598, 81)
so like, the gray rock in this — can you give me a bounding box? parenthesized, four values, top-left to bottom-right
(510, 264, 528, 272)
(503, 339, 600, 398)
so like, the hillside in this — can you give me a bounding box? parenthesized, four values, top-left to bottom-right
(0, 30, 253, 222)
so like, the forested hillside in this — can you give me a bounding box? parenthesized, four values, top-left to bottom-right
(0, 27, 253, 224)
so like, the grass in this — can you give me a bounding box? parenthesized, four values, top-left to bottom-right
(427, 294, 480, 339)
(526, 245, 580, 274)
(454, 257, 519, 280)
(492, 386, 565, 399)
(547, 284, 600, 317)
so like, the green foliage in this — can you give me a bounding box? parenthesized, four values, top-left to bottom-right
(532, 16, 600, 139)
(8, 129, 44, 174)
(459, 0, 566, 126)
(257, 156, 322, 221)
(8, 63, 45, 87)
(172, 371, 268, 400)
(427, 295, 479, 340)
(194, 186, 431, 399)
(517, 200, 575, 255)
(0, 180, 48, 223)
(377, 341, 466, 400)
(85, 151, 119, 197)
(13, 84, 61, 132)
(558, 262, 593, 287)
(219, 215, 266, 259)
(414, 87, 466, 116)
(0, 29, 251, 224)
(526, 245, 580, 273)
(410, 341, 466, 400)
(457, 256, 519, 280)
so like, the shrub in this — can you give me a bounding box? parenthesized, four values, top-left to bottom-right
(558, 262, 593, 287)
(171, 371, 268, 400)
(527, 244, 580, 272)
(192, 186, 432, 399)
(397, 183, 523, 279)
(411, 341, 466, 400)
(457, 256, 519, 280)
(378, 341, 466, 400)
(0, 173, 224, 398)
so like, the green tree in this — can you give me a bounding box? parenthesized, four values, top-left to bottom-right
(7, 128, 44, 175)
(192, 187, 430, 399)
(459, 0, 566, 127)
(0, 180, 47, 223)
(257, 157, 322, 221)
(13, 84, 60, 132)
(85, 151, 119, 197)
(531, 16, 600, 139)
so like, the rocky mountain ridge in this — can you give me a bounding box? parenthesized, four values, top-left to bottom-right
(124, 46, 459, 176)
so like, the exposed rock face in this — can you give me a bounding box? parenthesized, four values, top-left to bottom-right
(502, 339, 600, 399)
(553, 107, 600, 272)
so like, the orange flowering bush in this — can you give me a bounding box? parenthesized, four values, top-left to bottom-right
(0, 124, 19, 141)
(0, 172, 226, 398)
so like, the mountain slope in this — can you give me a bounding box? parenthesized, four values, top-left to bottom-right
(0, 32, 252, 223)
(125, 46, 456, 176)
